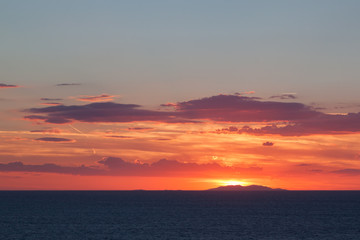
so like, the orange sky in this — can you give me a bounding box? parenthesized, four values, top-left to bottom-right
(1, 100, 360, 190)
(2, 1, 360, 190)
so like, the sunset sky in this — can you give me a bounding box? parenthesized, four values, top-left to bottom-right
(1, 0, 360, 190)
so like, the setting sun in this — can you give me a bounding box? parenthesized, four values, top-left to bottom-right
(219, 180, 249, 186)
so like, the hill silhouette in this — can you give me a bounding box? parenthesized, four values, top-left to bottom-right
(207, 185, 286, 191)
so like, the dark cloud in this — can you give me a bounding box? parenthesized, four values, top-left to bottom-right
(35, 137, 75, 142)
(175, 94, 319, 122)
(24, 115, 48, 120)
(26, 95, 320, 124)
(262, 141, 274, 146)
(41, 98, 63, 101)
(296, 163, 312, 167)
(0, 83, 20, 88)
(128, 127, 154, 131)
(106, 135, 134, 139)
(0, 157, 261, 177)
(0, 162, 99, 175)
(25, 102, 179, 124)
(332, 169, 360, 175)
(269, 94, 297, 100)
(236, 113, 360, 136)
(56, 83, 81, 87)
(23, 94, 360, 136)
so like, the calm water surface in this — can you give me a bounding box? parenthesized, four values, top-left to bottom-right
(1, 191, 360, 239)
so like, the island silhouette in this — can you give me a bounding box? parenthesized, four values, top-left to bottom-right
(207, 185, 286, 191)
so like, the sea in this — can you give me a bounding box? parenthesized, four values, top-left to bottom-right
(1, 191, 360, 240)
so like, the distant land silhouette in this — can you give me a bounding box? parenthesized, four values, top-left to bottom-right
(207, 185, 286, 191)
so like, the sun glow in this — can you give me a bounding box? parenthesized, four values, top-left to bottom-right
(222, 180, 248, 186)
(213, 180, 250, 186)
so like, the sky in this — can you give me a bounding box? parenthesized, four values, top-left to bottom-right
(1, 0, 360, 190)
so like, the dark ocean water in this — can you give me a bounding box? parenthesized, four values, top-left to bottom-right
(1, 191, 360, 240)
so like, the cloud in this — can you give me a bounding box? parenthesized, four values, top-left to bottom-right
(296, 163, 312, 167)
(262, 141, 274, 146)
(0, 162, 99, 175)
(34, 137, 75, 142)
(235, 91, 256, 95)
(160, 103, 177, 107)
(24, 115, 48, 120)
(30, 128, 62, 134)
(24, 94, 360, 136)
(56, 83, 81, 87)
(41, 98, 63, 101)
(236, 112, 360, 136)
(40, 103, 62, 106)
(24, 114, 71, 124)
(106, 135, 134, 139)
(269, 94, 297, 100)
(175, 94, 319, 122)
(25, 102, 180, 124)
(0, 83, 20, 88)
(128, 127, 154, 131)
(0, 157, 261, 177)
(74, 94, 117, 102)
(332, 169, 360, 175)
(27, 94, 317, 124)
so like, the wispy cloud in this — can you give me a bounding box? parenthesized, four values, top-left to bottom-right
(40, 98, 63, 101)
(332, 169, 360, 175)
(40, 102, 62, 106)
(0, 83, 20, 88)
(74, 94, 118, 102)
(269, 93, 297, 100)
(106, 135, 134, 139)
(56, 83, 81, 87)
(34, 137, 75, 142)
(128, 127, 154, 131)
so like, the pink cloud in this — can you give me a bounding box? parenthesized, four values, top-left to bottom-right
(74, 94, 118, 102)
